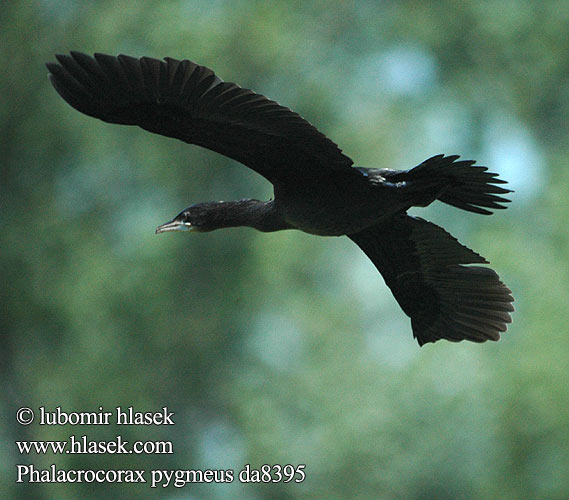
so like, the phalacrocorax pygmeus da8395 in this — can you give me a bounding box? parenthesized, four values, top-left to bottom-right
(46, 52, 514, 346)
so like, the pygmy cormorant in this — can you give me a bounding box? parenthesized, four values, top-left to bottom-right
(46, 51, 514, 345)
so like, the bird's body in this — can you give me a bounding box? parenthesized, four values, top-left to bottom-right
(47, 51, 514, 345)
(275, 172, 399, 236)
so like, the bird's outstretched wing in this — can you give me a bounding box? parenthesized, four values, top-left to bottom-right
(46, 52, 354, 183)
(349, 215, 514, 345)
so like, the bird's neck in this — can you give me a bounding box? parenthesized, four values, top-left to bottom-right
(205, 199, 290, 233)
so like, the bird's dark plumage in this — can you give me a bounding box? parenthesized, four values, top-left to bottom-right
(349, 215, 513, 345)
(45, 51, 354, 184)
(47, 51, 514, 345)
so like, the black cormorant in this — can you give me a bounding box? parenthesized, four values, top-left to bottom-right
(46, 51, 514, 345)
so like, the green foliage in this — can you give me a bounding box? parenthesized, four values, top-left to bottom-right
(2, 1, 568, 498)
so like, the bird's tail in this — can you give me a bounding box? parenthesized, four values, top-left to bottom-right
(389, 154, 512, 215)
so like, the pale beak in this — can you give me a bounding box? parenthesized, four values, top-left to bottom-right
(155, 219, 194, 234)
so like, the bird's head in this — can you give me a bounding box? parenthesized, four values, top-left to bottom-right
(155, 202, 222, 234)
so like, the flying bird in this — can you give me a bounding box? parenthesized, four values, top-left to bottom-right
(46, 51, 514, 345)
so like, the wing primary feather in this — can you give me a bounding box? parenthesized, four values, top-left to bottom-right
(47, 52, 355, 182)
(349, 215, 514, 345)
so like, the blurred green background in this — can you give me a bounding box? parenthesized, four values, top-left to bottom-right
(2, 0, 568, 499)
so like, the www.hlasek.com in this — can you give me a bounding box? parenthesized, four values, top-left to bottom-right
(15, 406, 306, 487)
(17, 435, 172, 455)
